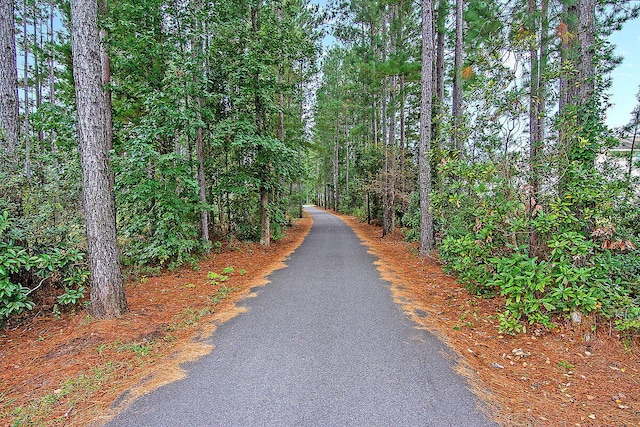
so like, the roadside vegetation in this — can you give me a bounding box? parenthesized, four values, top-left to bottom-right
(311, 0, 640, 337)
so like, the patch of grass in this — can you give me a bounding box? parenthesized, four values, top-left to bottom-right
(95, 343, 111, 354)
(558, 359, 574, 370)
(2, 362, 121, 427)
(210, 285, 239, 305)
(167, 307, 211, 331)
(207, 271, 229, 284)
(115, 342, 153, 356)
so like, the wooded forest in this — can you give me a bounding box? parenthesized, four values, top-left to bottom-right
(1, 0, 639, 336)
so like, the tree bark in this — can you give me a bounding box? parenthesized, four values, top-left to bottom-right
(434, 0, 445, 147)
(98, 0, 113, 151)
(48, 0, 54, 105)
(627, 109, 638, 192)
(22, 0, 31, 178)
(0, 0, 20, 154)
(192, 0, 209, 247)
(251, 2, 270, 247)
(419, 0, 435, 255)
(528, 0, 542, 253)
(70, 0, 127, 319)
(260, 187, 270, 246)
(196, 118, 209, 245)
(451, 0, 464, 156)
(577, 0, 595, 107)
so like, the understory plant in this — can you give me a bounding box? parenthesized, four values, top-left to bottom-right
(433, 156, 640, 335)
(0, 211, 89, 323)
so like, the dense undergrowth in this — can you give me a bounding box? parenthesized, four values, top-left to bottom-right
(0, 145, 301, 326)
(402, 154, 640, 335)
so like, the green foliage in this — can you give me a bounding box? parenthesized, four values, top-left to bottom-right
(0, 211, 89, 322)
(210, 285, 237, 305)
(57, 286, 86, 306)
(207, 271, 229, 284)
(401, 192, 421, 243)
(114, 141, 209, 268)
(440, 234, 493, 295)
(433, 152, 640, 334)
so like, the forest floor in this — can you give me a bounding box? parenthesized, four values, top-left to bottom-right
(0, 208, 638, 427)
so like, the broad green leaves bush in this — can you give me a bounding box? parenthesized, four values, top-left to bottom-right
(0, 211, 89, 322)
(432, 157, 640, 335)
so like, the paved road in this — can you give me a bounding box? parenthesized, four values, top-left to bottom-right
(108, 207, 496, 427)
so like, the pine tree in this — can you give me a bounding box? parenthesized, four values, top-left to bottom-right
(0, 0, 20, 154)
(419, 0, 435, 255)
(70, 0, 127, 318)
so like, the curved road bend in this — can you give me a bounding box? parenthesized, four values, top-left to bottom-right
(108, 207, 497, 427)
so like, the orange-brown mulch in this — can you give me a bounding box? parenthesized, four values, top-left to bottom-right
(0, 214, 312, 427)
(337, 212, 640, 427)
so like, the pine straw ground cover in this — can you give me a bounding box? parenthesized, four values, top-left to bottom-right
(0, 214, 312, 427)
(336, 211, 640, 427)
(1, 209, 638, 427)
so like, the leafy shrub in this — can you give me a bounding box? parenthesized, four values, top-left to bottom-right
(432, 154, 640, 335)
(115, 140, 210, 268)
(439, 234, 494, 295)
(0, 211, 89, 323)
(489, 249, 554, 332)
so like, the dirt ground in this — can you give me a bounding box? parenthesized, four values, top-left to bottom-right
(0, 209, 638, 427)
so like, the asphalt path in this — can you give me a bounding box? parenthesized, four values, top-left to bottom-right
(108, 207, 496, 427)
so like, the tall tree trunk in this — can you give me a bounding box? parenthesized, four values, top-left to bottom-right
(419, 0, 435, 255)
(48, 0, 56, 153)
(48, 0, 54, 105)
(70, 0, 127, 319)
(33, 3, 41, 111)
(344, 116, 349, 204)
(260, 187, 270, 245)
(192, 0, 209, 247)
(22, 0, 31, 178)
(434, 0, 445, 148)
(333, 123, 339, 211)
(386, 73, 396, 235)
(195, 115, 209, 245)
(97, 0, 113, 151)
(399, 74, 407, 210)
(381, 8, 390, 235)
(0, 0, 20, 154)
(451, 0, 464, 156)
(528, 0, 541, 253)
(251, 2, 270, 247)
(627, 110, 638, 193)
(577, 0, 595, 108)
(559, 0, 596, 186)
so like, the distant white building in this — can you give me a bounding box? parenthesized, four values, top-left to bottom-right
(610, 137, 639, 177)
(597, 137, 639, 180)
